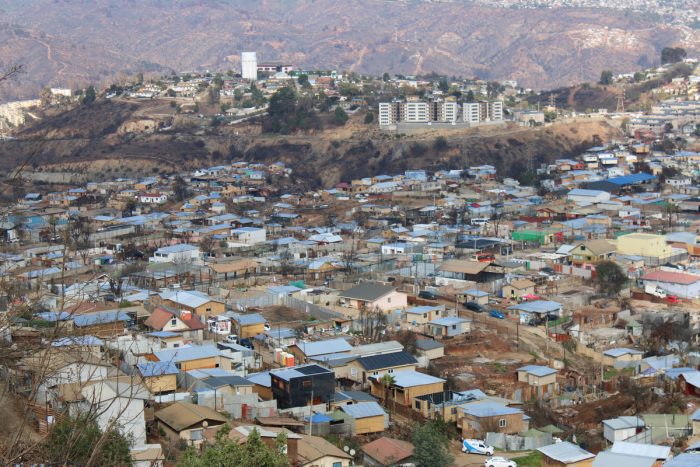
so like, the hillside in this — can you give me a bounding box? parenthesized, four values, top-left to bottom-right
(0, 0, 698, 99)
(0, 99, 622, 190)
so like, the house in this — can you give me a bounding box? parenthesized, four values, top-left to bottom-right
(340, 401, 388, 435)
(288, 338, 353, 363)
(136, 361, 179, 394)
(81, 378, 150, 448)
(270, 364, 335, 409)
(144, 307, 205, 340)
(362, 437, 414, 467)
(158, 290, 225, 318)
(516, 365, 558, 397)
(155, 402, 227, 446)
(609, 441, 670, 464)
(416, 339, 445, 361)
(570, 240, 616, 267)
(502, 279, 536, 300)
(228, 312, 267, 338)
(538, 441, 595, 467)
(458, 402, 526, 438)
(405, 305, 443, 325)
(640, 270, 700, 299)
(601, 416, 645, 443)
(73, 310, 130, 337)
(510, 300, 562, 324)
(229, 227, 267, 246)
(149, 345, 221, 371)
(592, 452, 655, 467)
(139, 193, 168, 204)
(297, 433, 353, 467)
(567, 189, 611, 204)
(346, 351, 418, 386)
(150, 244, 200, 263)
(616, 233, 675, 265)
(459, 289, 490, 305)
(602, 348, 644, 369)
(369, 370, 445, 406)
(426, 317, 472, 338)
(208, 259, 259, 280)
(338, 282, 407, 311)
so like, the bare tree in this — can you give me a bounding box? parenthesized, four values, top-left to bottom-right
(0, 63, 25, 85)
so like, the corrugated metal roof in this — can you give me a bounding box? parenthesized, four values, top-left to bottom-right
(73, 310, 130, 327)
(341, 401, 386, 419)
(153, 344, 220, 363)
(538, 441, 594, 463)
(137, 361, 179, 377)
(296, 338, 352, 357)
(339, 282, 396, 301)
(509, 300, 562, 313)
(610, 441, 670, 459)
(372, 370, 445, 388)
(429, 317, 470, 327)
(664, 453, 700, 467)
(603, 348, 643, 358)
(459, 402, 522, 417)
(641, 270, 700, 285)
(592, 451, 655, 467)
(517, 365, 557, 377)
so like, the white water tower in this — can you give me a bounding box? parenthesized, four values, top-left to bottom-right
(241, 52, 257, 80)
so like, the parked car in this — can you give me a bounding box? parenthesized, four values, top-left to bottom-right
(485, 456, 517, 467)
(489, 309, 505, 319)
(540, 267, 556, 275)
(462, 439, 494, 455)
(419, 290, 438, 300)
(239, 338, 254, 349)
(225, 334, 239, 344)
(465, 302, 484, 313)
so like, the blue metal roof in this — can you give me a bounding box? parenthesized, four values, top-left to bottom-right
(153, 344, 220, 363)
(460, 402, 522, 417)
(664, 453, 700, 467)
(603, 348, 643, 358)
(607, 173, 656, 186)
(341, 401, 386, 419)
(52, 336, 104, 347)
(296, 338, 352, 357)
(509, 300, 562, 314)
(73, 310, 130, 327)
(137, 361, 179, 377)
(429, 317, 470, 327)
(306, 413, 333, 423)
(517, 365, 557, 377)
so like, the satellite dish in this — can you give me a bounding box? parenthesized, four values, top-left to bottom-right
(350, 449, 356, 456)
(202, 421, 208, 428)
(343, 446, 350, 453)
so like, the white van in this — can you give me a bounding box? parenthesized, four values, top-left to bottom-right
(471, 218, 490, 226)
(462, 439, 494, 455)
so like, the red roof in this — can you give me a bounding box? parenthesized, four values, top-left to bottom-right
(145, 308, 174, 330)
(642, 271, 700, 285)
(182, 316, 205, 330)
(362, 437, 414, 465)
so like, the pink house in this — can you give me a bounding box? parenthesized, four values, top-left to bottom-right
(338, 282, 407, 311)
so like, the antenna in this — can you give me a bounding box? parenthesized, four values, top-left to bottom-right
(615, 86, 625, 113)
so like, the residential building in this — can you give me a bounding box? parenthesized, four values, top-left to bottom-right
(150, 244, 200, 263)
(458, 402, 526, 438)
(338, 282, 407, 311)
(368, 370, 445, 406)
(516, 365, 558, 397)
(155, 402, 227, 446)
(270, 364, 335, 409)
(426, 316, 472, 338)
(463, 100, 504, 124)
(339, 401, 388, 435)
(538, 441, 594, 467)
(362, 437, 414, 467)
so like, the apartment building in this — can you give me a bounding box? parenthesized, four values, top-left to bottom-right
(463, 101, 503, 124)
(379, 100, 464, 126)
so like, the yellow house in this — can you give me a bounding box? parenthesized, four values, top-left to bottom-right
(502, 279, 536, 300)
(516, 365, 558, 398)
(136, 361, 179, 394)
(157, 290, 226, 318)
(615, 233, 674, 263)
(570, 239, 616, 266)
(155, 402, 227, 446)
(369, 371, 445, 406)
(148, 345, 220, 371)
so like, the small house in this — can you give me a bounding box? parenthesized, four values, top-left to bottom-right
(338, 282, 407, 311)
(538, 441, 594, 467)
(155, 402, 227, 446)
(516, 365, 558, 397)
(136, 361, 178, 395)
(362, 437, 414, 467)
(601, 416, 645, 443)
(340, 401, 388, 435)
(426, 317, 472, 338)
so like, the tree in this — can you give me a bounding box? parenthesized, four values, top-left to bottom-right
(42, 414, 132, 466)
(173, 176, 191, 202)
(633, 71, 646, 82)
(297, 74, 310, 88)
(599, 70, 614, 85)
(0, 63, 25, 85)
(433, 136, 448, 151)
(268, 87, 297, 116)
(82, 85, 97, 105)
(661, 47, 687, 64)
(594, 261, 627, 297)
(364, 112, 374, 124)
(179, 425, 288, 467)
(437, 79, 449, 93)
(333, 106, 349, 126)
(382, 72, 391, 82)
(465, 90, 476, 102)
(379, 373, 396, 406)
(412, 421, 454, 467)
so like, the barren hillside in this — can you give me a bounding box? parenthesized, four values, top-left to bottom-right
(0, 0, 698, 99)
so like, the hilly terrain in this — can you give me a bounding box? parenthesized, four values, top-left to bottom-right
(1, 0, 698, 100)
(0, 98, 622, 191)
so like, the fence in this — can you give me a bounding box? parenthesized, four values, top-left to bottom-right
(485, 431, 553, 451)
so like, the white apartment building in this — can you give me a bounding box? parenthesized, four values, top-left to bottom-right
(403, 102, 429, 123)
(440, 102, 459, 123)
(379, 102, 396, 126)
(463, 101, 504, 124)
(463, 102, 481, 124)
(241, 52, 258, 80)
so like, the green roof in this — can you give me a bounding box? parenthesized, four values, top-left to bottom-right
(538, 424, 565, 434)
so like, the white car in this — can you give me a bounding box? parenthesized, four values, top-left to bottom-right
(485, 457, 517, 467)
(462, 439, 494, 455)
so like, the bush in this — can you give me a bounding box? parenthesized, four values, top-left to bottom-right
(433, 136, 448, 151)
(333, 106, 349, 126)
(364, 112, 374, 124)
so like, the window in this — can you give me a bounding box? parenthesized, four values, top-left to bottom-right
(190, 429, 203, 441)
(451, 407, 457, 415)
(175, 363, 181, 369)
(387, 297, 391, 303)
(350, 367, 357, 377)
(452, 325, 457, 330)
(498, 418, 507, 428)
(388, 369, 394, 373)
(333, 463, 342, 467)
(206, 307, 211, 312)
(415, 401, 421, 409)
(171, 319, 177, 326)
(302, 380, 312, 388)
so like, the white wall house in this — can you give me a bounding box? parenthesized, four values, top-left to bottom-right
(229, 227, 266, 246)
(150, 244, 201, 263)
(567, 189, 611, 204)
(139, 193, 168, 204)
